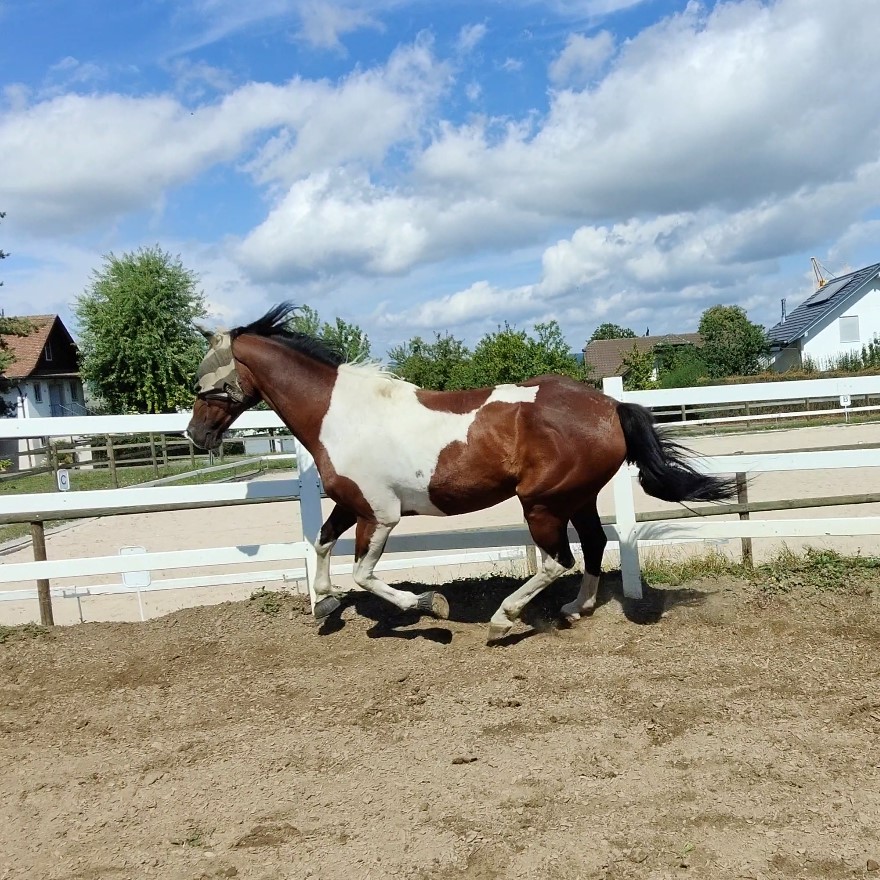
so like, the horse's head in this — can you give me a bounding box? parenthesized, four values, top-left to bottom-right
(186, 327, 261, 450)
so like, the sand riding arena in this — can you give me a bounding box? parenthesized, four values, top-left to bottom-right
(2, 423, 880, 879)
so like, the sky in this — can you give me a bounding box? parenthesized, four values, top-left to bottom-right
(1, 0, 879, 359)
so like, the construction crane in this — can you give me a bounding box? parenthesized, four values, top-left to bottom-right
(811, 257, 829, 289)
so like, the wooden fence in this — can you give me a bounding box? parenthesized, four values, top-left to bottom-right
(1, 373, 879, 625)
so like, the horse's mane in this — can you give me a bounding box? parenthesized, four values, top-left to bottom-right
(231, 302, 345, 368)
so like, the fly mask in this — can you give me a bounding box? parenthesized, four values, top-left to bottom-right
(195, 332, 246, 402)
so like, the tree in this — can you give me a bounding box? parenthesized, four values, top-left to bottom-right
(455, 320, 586, 388)
(590, 322, 637, 341)
(389, 332, 471, 389)
(698, 305, 768, 379)
(654, 342, 708, 389)
(621, 343, 656, 391)
(289, 305, 370, 362)
(322, 317, 370, 362)
(74, 246, 207, 413)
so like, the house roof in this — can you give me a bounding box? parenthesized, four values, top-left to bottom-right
(583, 333, 702, 379)
(767, 261, 880, 347)
(0, 315, 76, 379)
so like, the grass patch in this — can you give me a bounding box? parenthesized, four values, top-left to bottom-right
(756, 546, 880, 594)
(249, 588, 285, 615)
(642, 546, 880, 595)
(0, 622, 51, 645)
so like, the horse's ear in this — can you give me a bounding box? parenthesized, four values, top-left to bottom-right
(194, 322, 215, 342)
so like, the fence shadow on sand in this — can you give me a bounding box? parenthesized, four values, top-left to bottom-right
(317, 570, 711, 645)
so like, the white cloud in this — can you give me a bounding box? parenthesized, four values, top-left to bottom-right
(456, 22, 488, 54)
(548, 31, 614, 87)
(296, 1, 380, 50)
(420, 0, 880, 222)
(0, 39, 446, 234)
(236, 168, 546, 280)
(501, 57, 524, 72)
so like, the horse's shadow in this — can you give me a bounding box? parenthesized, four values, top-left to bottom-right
(317, 571, 710, 644)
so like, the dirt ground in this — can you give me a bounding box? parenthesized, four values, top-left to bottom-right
(2, 572, 879, 880)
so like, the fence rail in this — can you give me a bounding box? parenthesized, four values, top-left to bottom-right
(2, 373, 880, 624)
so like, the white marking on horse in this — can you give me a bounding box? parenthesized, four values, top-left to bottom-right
(319, 367, 538, 517)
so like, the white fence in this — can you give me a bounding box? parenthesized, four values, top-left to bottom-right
(1, 372, 879, 624)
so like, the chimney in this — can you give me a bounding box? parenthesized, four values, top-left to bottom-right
(780, 298, 786, 323)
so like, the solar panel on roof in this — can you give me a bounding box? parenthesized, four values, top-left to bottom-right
(803, 275, 852, 306)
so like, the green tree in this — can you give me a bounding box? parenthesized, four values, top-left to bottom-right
(322, 316, 370, 362)
(590, 322, 637, 341)
(289, 305, 370, 361)
(455, 320, 586, 388)
(621, 343, 656, 391)
(389, 332, 471, 389)
(74, 246, 207, 413)
(288, 304, 322, 338)
(698, 305, 768, 379)
(654, 342, 708, 388)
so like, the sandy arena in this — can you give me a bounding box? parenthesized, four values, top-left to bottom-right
(1, 423, 879, 880)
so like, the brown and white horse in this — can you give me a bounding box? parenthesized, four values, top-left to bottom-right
(187, 304, 735, 643)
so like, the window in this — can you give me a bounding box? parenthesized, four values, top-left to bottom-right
(839, 315, 860, 344)
(33, 383, 43, 403)
(43, 341, 53, 361)
(69, 381, 80, 402)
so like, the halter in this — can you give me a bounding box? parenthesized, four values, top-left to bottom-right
(194, 332, 246, 403)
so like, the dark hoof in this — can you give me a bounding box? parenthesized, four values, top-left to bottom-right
(416, 591, 449, 620)
(314, 596, 341, 620)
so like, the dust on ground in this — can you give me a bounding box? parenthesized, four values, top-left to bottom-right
(2, 572, 879, 880)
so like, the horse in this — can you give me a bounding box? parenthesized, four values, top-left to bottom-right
(187, 303, 735, 643)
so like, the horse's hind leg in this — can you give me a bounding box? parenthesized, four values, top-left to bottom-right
(560, 499, 606, 622)
(313, 504, 357, 619)
(352, 517, 450, 620)
(487, 504, 574, 643)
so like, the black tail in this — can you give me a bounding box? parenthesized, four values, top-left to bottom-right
(616, 402, 736, 503)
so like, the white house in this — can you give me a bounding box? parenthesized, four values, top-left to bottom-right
(0, 315, 87, 471)
(767, 261, 880, 370)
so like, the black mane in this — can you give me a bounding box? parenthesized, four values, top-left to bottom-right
(231, 302, 345, 367)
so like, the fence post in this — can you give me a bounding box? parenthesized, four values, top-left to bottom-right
(294, 440, 324, 614)
(736, 472, 753, 568)
(149, 433, 159, 479)
(189, 439, 195, 468)
(603, 376, 642, 599)
(30, 521, 54, 626)
(106, 436, 119, 488)
(160, 434, 169, 470)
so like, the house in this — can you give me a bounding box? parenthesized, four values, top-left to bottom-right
(1, 315, 87, 472)
(767, 261, 880, 370)
(583, 333, 702, 381)
(1, 315, 87, 417)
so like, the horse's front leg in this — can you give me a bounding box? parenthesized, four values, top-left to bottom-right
(352, 517, 449, 619)
(312, 504, 357, 620)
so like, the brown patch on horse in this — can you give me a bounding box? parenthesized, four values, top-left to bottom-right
(427, 375, 626, 516)
(416, 387, 492, 414)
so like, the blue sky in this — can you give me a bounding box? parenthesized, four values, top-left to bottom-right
(2, 0, 879, 358)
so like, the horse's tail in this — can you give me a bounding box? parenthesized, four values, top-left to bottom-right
(616, 402, 736, 503)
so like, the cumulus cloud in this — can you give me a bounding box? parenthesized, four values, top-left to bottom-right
(549, 32, 614, 87)
(420, 0, 880, 221)
(236, 168, 546, 280)
(0, 39, 446, 234)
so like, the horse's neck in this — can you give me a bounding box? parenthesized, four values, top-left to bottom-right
(238, 338, 336, 451)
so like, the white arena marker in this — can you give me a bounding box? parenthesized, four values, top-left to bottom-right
(120, 546, 151, 621)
